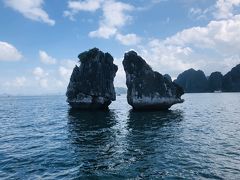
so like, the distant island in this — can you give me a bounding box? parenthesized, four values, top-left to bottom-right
(174, 64, 240, 93)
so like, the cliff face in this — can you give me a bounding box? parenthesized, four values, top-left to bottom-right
(223, 64, 240, 92)
(66, 48, 118, 109)
(122, 51, 184, 110)
(208, 72, 223, 92)
(174, 69, 208, 93)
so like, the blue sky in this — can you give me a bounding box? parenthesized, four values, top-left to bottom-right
(0, 0, 240, 95)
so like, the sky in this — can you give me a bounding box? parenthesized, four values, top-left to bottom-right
(0, 0, 240, 95)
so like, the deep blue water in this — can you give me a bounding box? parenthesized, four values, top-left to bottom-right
(0, 93, 240, 179)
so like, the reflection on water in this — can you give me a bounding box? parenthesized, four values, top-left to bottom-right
(127, 109, 184, 130)
(121, 109, 185, 179)
(67, 109, 121, 178)
(67, 107, 185, 178)
(68, 108, 117, 130)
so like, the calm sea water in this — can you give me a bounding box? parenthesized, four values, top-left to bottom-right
(0, 93, 240, 179)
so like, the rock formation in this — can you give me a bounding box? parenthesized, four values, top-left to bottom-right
(208, 72, 223, 92)
(66, 48, 118, 109)
(122, 51, 184, 110)
(174, 68, 208, 93)
(164, 74, 172, 82)
(223, 64, 240, 92)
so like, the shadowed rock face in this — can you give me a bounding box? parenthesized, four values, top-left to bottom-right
(122, 51, 184, 110)
(208, 72, 223, 92)
(174, 68, 208, 93)
(66, 48, 118, 109)
(223, 64, 240, 92)
(164, 74, 172, 82)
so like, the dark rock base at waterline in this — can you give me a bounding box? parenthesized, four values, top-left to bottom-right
(68, 101, 111, 110)
(130, 98, 184, 111)
(68, 97, 111, 110)
(68, 104, 111, 112)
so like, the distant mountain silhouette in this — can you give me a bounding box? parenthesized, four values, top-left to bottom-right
(174, 69, 208, 93)
(174, 64, 240, 93)
(208, 72, 223, 92)
(223, 64, 240, 92)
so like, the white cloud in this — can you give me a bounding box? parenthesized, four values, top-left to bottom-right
(214, 0, 240, 19)
(151, 0, 168, 3)
(4, 0, 55, 26)
(64, 0, 137, 44)
(39, 50, 56, 64)
(15, 76, 27, 87)
(32, 58, 76, 89)
(39, 79, 48, 88)
(0, 41, 22, 61)
(4, 76, 27, 88)
(89, 0, 133, 39)
(116, 33, 141, 46)
(189, 0, 240, 20)
(89, 26, 118, 39)
(59, 59, 77, 81)
(33, 67, 48, 79)
(59, 66, 72, 80)
(189, 7, 203, 16)
(165, 14, 240, 55)
(59, 66, 69, 77)
(64, 0, 102, 20)
(138, 40, 196, 78)
(68, 0, 101, 11)
(189, 7, 212, 20)
(222, 55, 240, 71)
(32, 67, 49, 88)
(61, 59, 77, 68)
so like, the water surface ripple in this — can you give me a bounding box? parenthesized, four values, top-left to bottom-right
(0, 94, 240, 179)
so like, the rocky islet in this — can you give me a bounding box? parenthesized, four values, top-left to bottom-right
(66, 48, 118, 109)
(122, 50, 184, 110)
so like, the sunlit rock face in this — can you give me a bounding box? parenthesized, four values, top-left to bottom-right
(66, 48, 118, 109)
(122, 51, 184, 110)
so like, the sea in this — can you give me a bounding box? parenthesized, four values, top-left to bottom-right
(0, 93, 240, 179)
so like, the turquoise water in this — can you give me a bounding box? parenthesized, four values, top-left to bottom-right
(0, 93, 240, 179)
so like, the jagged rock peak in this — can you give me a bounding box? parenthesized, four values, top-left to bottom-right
(122, 51, 184, 110)
(66, 48, 118, 110)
